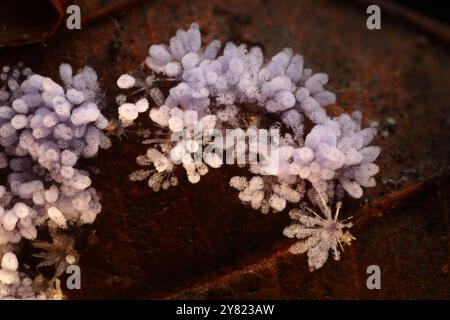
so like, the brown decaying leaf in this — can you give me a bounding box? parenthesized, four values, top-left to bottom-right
(0, 0, 448, 299)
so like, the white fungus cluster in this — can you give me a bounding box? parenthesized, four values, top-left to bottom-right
(0, 63, 110, 298)
(141, 23, 335, 123)
(117, 22, 380, 200)
(129, 105, 220, 189)
(230, 174, 305, 214)
(0, 250, 49, 299)
(283, 193, 354, 271)
(117, 23, 382, 270)
(0, 252, 19, 286)
(118, 97, 149, 124)
(248, 111, 381, 201)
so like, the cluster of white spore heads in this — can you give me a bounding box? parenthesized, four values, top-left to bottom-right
(116, 23, 382, 271)
(0, 62, 110, 299)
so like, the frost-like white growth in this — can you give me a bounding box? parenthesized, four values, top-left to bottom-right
(116, 23, 380, 202)
(0, 62, 110, 299)
(118, 103, 139, 122)
(130, 23, 337, 119)
(0, 271, 50, 299)
(47, 207, 67, 229)
(300, 111, 381, 199)
(116, 23, 382, 270)
(1, 252, 18, 271)
(0, 266, 18, 285)
(283, 193, 355, 271)
(230, 175, 305, 214)
(117, 74, 136, 89)
(135, 98, 149, 113)
(129, 106, 221, 190)
(0, 245, 61, 299)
